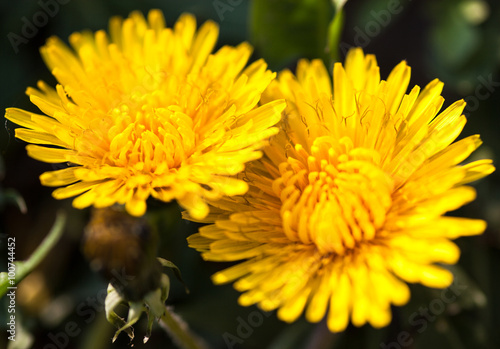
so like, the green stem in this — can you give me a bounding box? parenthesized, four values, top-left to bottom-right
(1, 211, 66, 297)
(159, 306, 209, 349)
(16, 211, 66, 279)
(327, 6, 345, 64)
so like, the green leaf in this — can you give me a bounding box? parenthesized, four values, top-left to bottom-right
(250, 0, 334, 70)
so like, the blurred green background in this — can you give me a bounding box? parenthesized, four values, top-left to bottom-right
(0, 0, 499, 348)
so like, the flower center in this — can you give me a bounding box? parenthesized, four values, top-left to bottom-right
(105, 104, 195, 174)
(86, 70, 230, 179)
(275, 137, 394, 255)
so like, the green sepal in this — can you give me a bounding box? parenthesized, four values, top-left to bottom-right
(158, 257, 189, 293)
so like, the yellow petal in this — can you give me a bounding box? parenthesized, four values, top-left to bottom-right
(27, 145, 76, 163)
(327, 273, 351, 332)
(52, 180, 102, 199)
(40, 167, 79, 187)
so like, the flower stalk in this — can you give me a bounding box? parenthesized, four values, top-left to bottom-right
(159, 306, 209, 349)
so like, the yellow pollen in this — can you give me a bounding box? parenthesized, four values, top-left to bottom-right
(276, 137, 394, 254)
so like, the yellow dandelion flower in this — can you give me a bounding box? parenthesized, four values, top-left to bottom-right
(187, 48, 495, 332)
(5, 10, 285, 218)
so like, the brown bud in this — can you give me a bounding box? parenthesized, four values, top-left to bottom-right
(82, 206, 161, 301)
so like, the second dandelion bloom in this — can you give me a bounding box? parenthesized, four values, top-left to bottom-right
(188, 48, 495, 331)
(6, 10, 285, 218)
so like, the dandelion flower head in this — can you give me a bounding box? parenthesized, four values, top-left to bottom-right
(188, 48, 495, 331)
(6, 9, 285, 218)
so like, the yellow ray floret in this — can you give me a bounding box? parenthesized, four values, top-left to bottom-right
(6, 10, 285, 218)
(187, 48, 494, 332)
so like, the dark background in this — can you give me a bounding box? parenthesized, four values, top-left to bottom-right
(0, 0, 499, 348)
